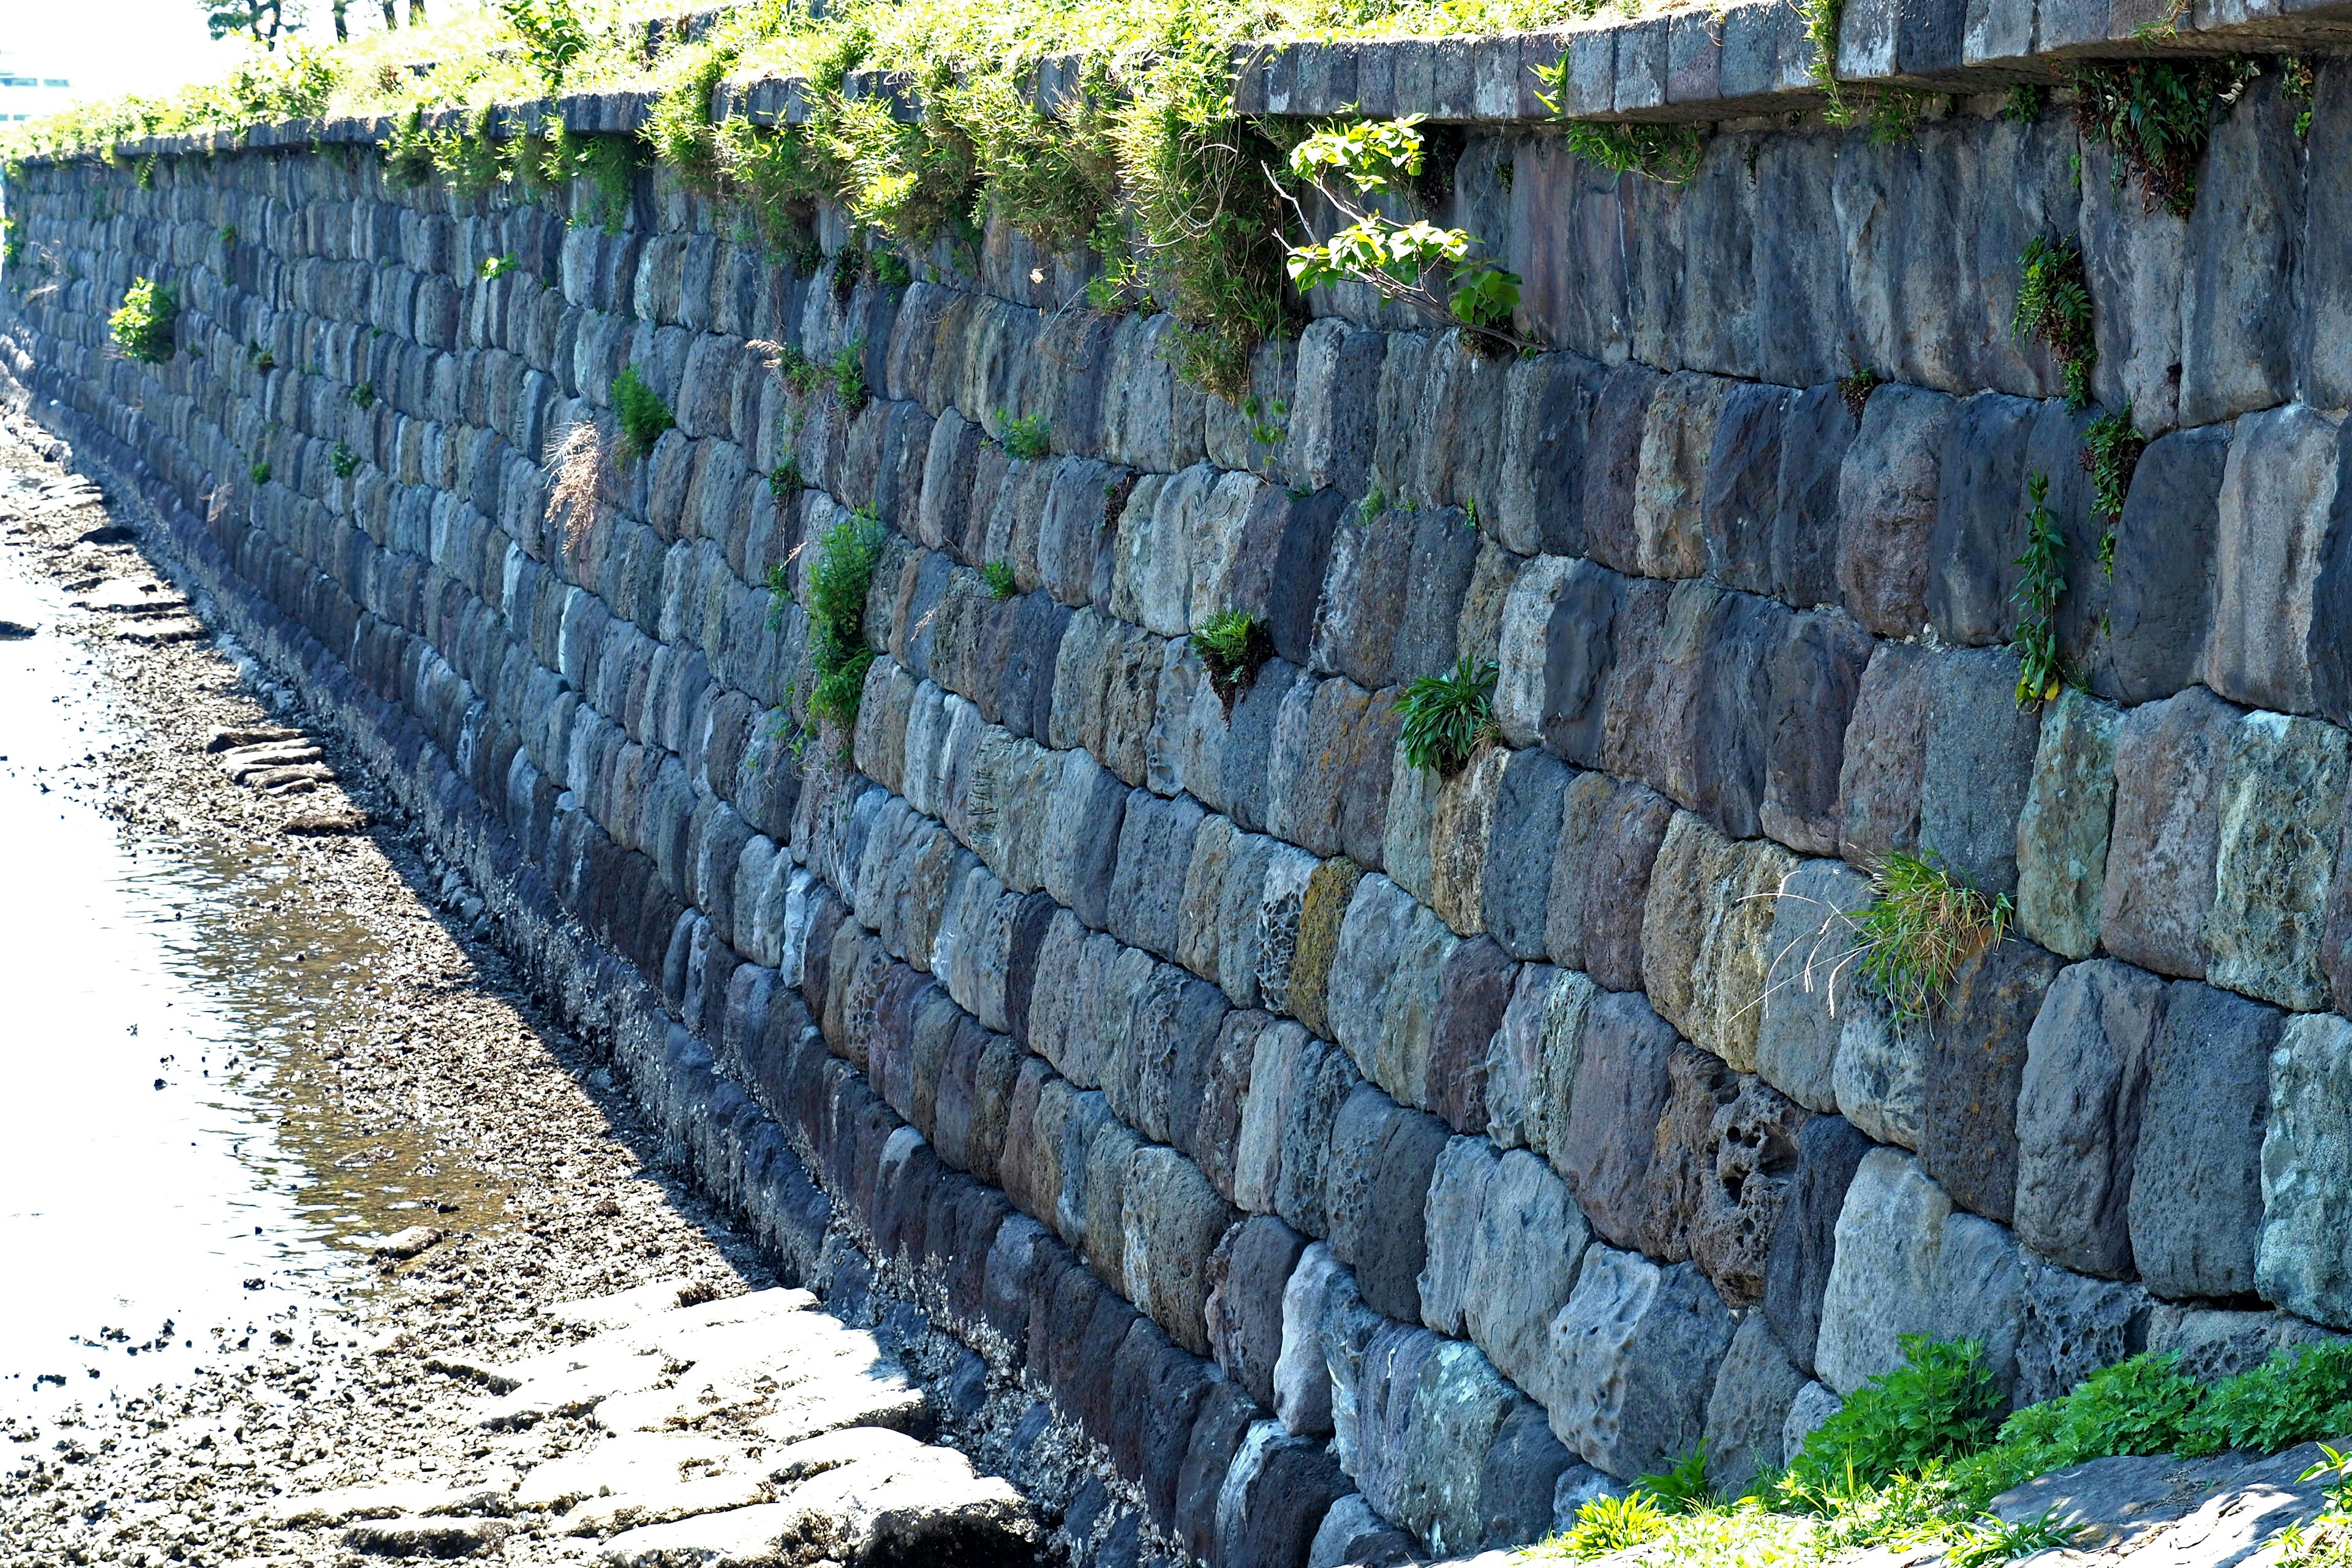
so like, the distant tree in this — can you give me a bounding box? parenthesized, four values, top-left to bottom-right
(199, 0, 303, 48)
(331, 0, 347, 41)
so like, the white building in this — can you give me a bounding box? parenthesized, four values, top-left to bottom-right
(0, 51, 75, 124)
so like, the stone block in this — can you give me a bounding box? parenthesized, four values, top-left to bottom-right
(2256, 1014, 2352, 1332)
(1545, 769, 1614, 972)
(1308, 1496, 1415, 1568)
(1694, 590, 1793, 842)
(1487, 965, 1596, 1163)
(1289, 319, 1387, 497)
(1602, 578, 1711, 812)
(2101, 685, 2242, 981)
(1494, 352, 1608, 558)
(1757, 858, 1873, 1115)
(1703, 1314, 1809, 1496)
(2203, 404, 2343, 715)
(1583, 777, 1675, 993)
(1222, 657, 1300, 835)
(1580, 364, 1664, 576)
(1428, 936, 1515, 1137)
(1782, 1382, 1843, 1467)
(1276, 1243, 1345, 1438)
(1763, 608, 1874, 858)
(1814, 1148, 2029, 1400)
(1838, 385, 1959, 639)
(1175, 1379, 1259, 1564)
(2128, 980, 2283, 1302)
(1694, 1074, 1811, 1311)
(1558, 989, 1678, 1251)
(1498, 556, 1576, 750)
(2015, 690, 2124, 962)
(1325, 1082, 1450, 1324)
(2103, 424, 2229, 707)
(1216, 1423, 1349, 1568)
(1921, 936, 2061, 1226)
(1702, 381, 1795, 596)
(1838, 641, 1933, 867)
(2207, 713, 2350, 1012)
(1539, 560, 1629, 772)
(1285, 856, 1363, 1041)
(1329, 874, 1457, 1112)
(1774, 383, 1860, 611)
(1763, 1114, 1875, 1378)
(2178, 85, 2305, 430)
(1918, 646, 2042, 900)
(1926, 393, 2038, 648)
(2013, 1259, 2154, 1410)
(2144, 1303, 2347, 1385)
(1485, 748, 1573, 960)
(1430, 744, 1509, 937)
(1042, 749, 1131, 932)
(1206, 1213, 1308, 1409)
(1545, 1246, 1736, 1482)
(1419, 1135, 1501, 1339)
(1634, 372, 1735, 579)
(2014, 959, 2165, 1280)
(1464, 1149, 1592, 1407)
(1109, 789, 1207, 962)
(1638, 1041, 1740, 1266)
(1645, 813, 1796, 1072)
(1833, 992, 1927, 1152)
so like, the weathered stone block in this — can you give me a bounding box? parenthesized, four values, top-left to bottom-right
(2101, 685, 2242, 981)
(1814, 1149, 2029, 1400)
(1838, 641, 1934, 867)
(1580, 364, 1664, 576)
(1638, 1041, 1739, 1265)
(1838, 385, 1959, 639)
(2014, 959, 2165, 1280)
(2207, 712, 2350, 1012)
(1430, 744, 1509, 937)
(1122, 1145, 1237, 1356)
(2128, 980, 2282, 1302)
(1419, 1134, 1501, 1339)
(1774, 383, 1860, 611)
(2203, 404, 2344, 715)
(1498, 556, 1577, 751)
(1703, 1314, 1809, 1496)
(1545, 769, 1614, 972)
(1757, 858, 1872, 1114)
(2256, 1013, 2352, 1332)
(1494, 352, 1608, 559)
(1918, 646, 2041, 900)
(1833, 992, 1927, 1152)
(1288, 318, 1387, 497)
(1763, 1113, 1875, 1378)
(1489, 966, 1596, 1166)
(1109, 788, 1207, 962)
(1694, 590, 1793, 842)
(1329, 873, 1456, 1112)
(1582, 777, 1674, 993)
(1325, 1082, 1450, 1323)
(1926, 393, 2038, 648)
(1559, 989, 1678, 1251)
(1465, 1149, 1592, 1408)
(1763, 608, 1874, 858)
(1428, 936, 1515, 1136)
(1702, 381, 1795, 596)
(1485, 748, 1572, 960)
(2015, 690, 2124, 962)
(1922, 937, 2061, 1226)
(2103, 424, 2228, 707)
(1206, 1213, 1308, 1409)
(2013, 1259, 2154, 1409)
(1545, 1246, 1736, 1482)
(1285, 855, 1363, 1041)
(1634, 372, 1735, 580)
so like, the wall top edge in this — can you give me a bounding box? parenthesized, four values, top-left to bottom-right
(15, 0, 2352, 169)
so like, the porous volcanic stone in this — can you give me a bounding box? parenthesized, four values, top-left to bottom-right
(1703, 1314, 1809, 1496)
(1757, 858, 1872, 1114)
(1325, 1082, 1450, 1323)
(1558, 990, 1678, 1251)
(1638, 1042, 1741, 1265)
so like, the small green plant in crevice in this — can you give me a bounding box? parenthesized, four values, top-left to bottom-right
(349, 380, 376, 410)
(1396, 655, 1499, 777)
(1851, 853, 2013, 1019)
(806, 506, 889, 734)
(246, 339, 276, 372)
(1635, 1442, 1714, 1513)
(248, 459, 272, 486)
(2013, 472, 2067, 707)
(2283, 56, 2317, 139)
(2005, 82, 2051, 123)
(1535, 89, 1705, 186)
(1551, 1490, 1672, 1558)
(769, 458, 802, 503)
(216, 225, 236, 249)
(831, 342, 869, 415)
(774, 342, 826, 398)
(869, 247, 913, 288)
(1001, 410, 1051, 461)
(108, 276, 178, 364)
(610, 363, 674, 463)
(1280, 116, 1528, 355)
(2015, 235, 2096, 409)
(1193, 608, 1271, 708)
(479, 252, 519, 281)
(982, 560, 1018, 598)
(1356, 483, 1389, 526)
(2081, 404, 2145, 578)
(1838, 362, 1881, 420)
(1240, 394, 1287, 450)
(2070, 56, 2260, 219)
(330, 442, 358, 479)
(1787, 1337, 2006, 1494)
(2176, 1340, 2352, 1457)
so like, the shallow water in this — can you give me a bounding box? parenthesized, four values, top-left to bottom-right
(0, 532, 474, 1423)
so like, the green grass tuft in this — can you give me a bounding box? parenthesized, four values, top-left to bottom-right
(982, 560, 1018, 598)
(806, 506, 889, 734)
(330, 442, 359, 479)
(108, 277, 178, 364)
(611, 363, 674, 463)
(1396, 655, 1499, 776)
(1001, 410, 1051, 460)
(1852, 853, 2012, 1018)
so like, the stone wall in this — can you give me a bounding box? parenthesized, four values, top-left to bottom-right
(7, 73, 2352, 1565)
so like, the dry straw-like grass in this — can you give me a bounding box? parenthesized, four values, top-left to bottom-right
(543, 418, 616, 553)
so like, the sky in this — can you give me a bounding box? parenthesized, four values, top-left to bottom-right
(1, 0, 407, 105)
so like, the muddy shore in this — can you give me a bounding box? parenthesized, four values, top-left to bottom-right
(0, 415, 797, 1566)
